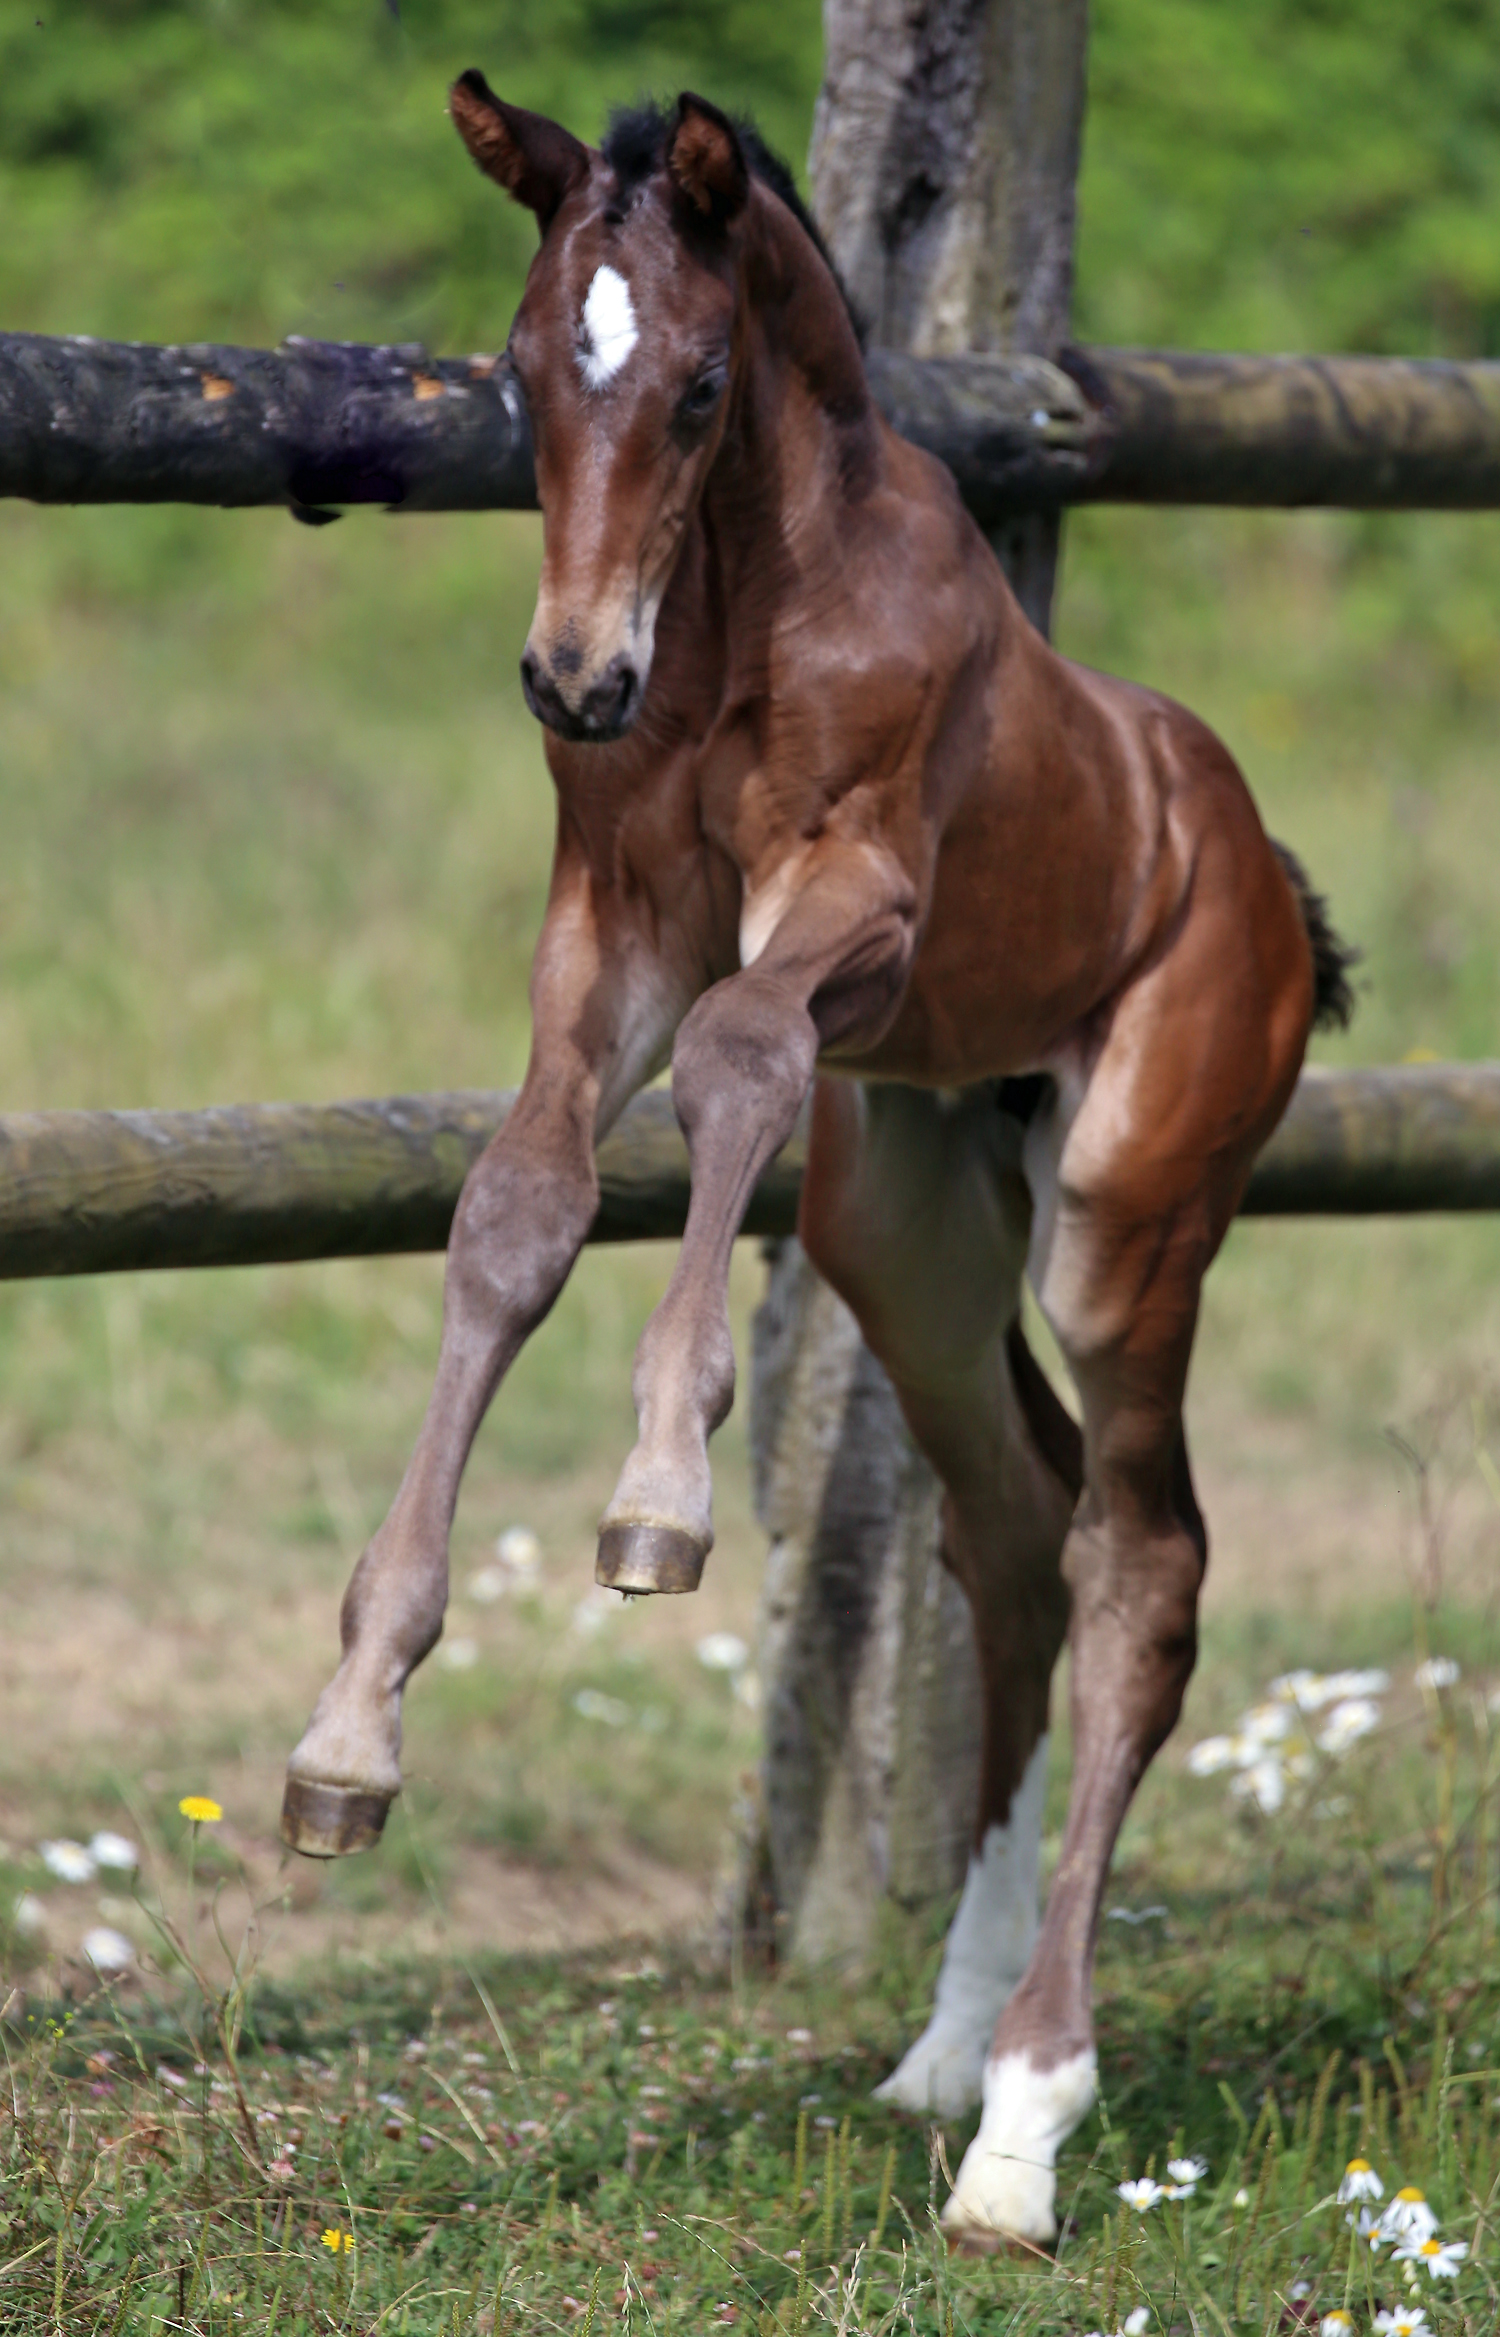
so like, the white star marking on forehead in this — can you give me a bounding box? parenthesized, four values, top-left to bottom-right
(579, 265, 639, 389)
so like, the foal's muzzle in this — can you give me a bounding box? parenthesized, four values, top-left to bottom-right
(520, 648, 642, 743)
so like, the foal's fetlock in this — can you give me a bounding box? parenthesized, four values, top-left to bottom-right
(940, 2043, 1097, 2251)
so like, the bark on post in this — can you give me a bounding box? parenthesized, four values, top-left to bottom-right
(734, 0, 1090, 1972)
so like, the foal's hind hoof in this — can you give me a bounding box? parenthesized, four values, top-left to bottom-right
(280, 1776, 394, 1860)
(595, 1522, 708, 1594)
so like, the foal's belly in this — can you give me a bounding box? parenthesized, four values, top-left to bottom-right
(830, 834, 1136, 1089)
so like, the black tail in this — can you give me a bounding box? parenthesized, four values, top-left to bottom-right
(1273, 841, 1359, 1032)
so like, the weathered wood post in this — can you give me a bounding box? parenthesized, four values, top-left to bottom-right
(733, 0, 1089, 1969)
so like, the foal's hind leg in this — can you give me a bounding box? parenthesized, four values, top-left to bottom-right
(942, 890, 1307, 2248)
(800, 1079, 1081, 2117)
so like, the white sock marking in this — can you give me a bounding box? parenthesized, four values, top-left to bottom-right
(875, 1735, 1048, 2116)
(579, 266, 638, 388)
(942, 2046, 1098, 2246)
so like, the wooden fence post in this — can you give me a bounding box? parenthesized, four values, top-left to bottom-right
(731, 0, 1089, 1970)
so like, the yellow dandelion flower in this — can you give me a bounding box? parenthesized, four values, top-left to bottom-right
(178, 1795, 223, 1823)
(321, 2228, 354, 2253)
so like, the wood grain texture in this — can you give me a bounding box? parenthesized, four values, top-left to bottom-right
(6, 330, 1500, 518)
(0, 1067, 1494, 1281)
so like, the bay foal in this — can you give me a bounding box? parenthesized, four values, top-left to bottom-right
(281, 83, 1352, 2245)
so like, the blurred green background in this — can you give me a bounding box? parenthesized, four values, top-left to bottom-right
(0, 1, 1497, 1970)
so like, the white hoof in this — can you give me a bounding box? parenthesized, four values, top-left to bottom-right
(874, 2018, 988, 2117)
(942, 2157, 1059, 2249)
(879, 1741, 1051, 2122)
(941, 2047, 1097, 2249)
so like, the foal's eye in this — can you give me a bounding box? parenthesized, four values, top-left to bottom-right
(676, 367, 727, 430)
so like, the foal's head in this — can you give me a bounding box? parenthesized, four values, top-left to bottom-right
(451, 79, 806, 743)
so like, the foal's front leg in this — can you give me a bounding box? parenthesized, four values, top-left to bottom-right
(281, 875, 684, 1856)
(597, 856, 914, 1593)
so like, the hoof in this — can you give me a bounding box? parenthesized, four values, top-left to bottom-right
(595, 1522, 707, 1595)
(942, 2221, 1035, 2261)
(280, 1776, 394, 1860)
(939, 2181, 1057, 2255)
(873, 2021, 989, 2118)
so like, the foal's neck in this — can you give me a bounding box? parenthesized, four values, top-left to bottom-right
(701, 190, 878, 606)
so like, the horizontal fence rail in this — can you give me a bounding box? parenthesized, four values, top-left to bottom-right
(4, 332, 1500, 522)
(1, 1064, 1496, 1282)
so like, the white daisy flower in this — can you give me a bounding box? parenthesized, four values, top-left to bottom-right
(1378, 2188, 1438, 2245)
(1337, 2156, 1383, 2202)
(1242, 1702, 1295, 1745)
(82, 1926, 134, 1973)
(1373, 2308, 1429, 2334)
(1318, 1698, 1381, 1754)
(696, 1632, 749, 1672)
(1414, 1656, 1459, 1691)
(1320, 2314, 1356, 2337)
(496, 1525, 542, 1579)
(1187, 1735, 1238, 1776)
(439, 1636, 479, 1670)
(1346, 2203, 1382, 2245)
(1167, 2156, 1208, 2190)
(1321, 1668, 1390, 1701)
(1116, 2177, 1166, 2210)
(13, 1891, 47, 1935)
(1230, 1757, 1286, 1813)
(88, 1832, 140, 1873)
(1085, 2313, 1150, 2337)
(1269, 1668, 1327, 1706)
(1392, 2235, 1467, 2279)
(40, 1839, 97, 1884)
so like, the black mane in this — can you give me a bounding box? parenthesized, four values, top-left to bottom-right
(600, 98, 864, 342)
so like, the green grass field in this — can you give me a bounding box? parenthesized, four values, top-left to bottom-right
(3, 0, 1500, 2325)
(7, 1637, 1500, 2332)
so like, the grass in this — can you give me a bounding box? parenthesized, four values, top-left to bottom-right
(7, 1601, 1500, 2331)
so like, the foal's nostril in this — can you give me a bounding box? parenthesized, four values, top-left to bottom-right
(521, 646, 641, 740)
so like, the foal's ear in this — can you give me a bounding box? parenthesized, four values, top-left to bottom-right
(667, 93, 750, 226)
(449, 71, 589, 229)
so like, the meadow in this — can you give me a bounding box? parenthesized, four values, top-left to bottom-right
(2, 0, 1500, 2326)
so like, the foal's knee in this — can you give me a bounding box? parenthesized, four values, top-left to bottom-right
(444, 1135, 597, 1339)
(670, 977, 817, 1147)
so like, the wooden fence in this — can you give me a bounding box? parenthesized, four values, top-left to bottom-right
(1, 1065, 1498, 1282)
(2, 316, 1499, 1273)
(3, 330, 1500, 520)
